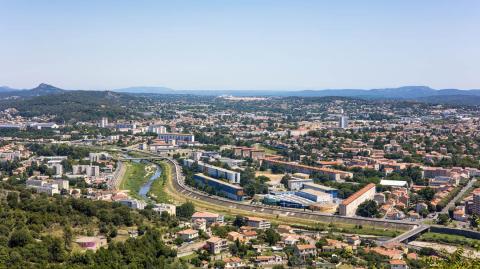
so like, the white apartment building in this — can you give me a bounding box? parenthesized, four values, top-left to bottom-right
(183, 159, 240, 184)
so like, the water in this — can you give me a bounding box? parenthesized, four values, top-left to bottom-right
(138, 163, 162, 200)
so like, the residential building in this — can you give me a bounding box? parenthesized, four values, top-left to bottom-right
(245, 217, 271, 230)
(191, 211, 224, 226)
(193, 173, 244, 201)
(339, 183, 376, 216)
(153, 203, 176, 216)
(184, 159, 241, 183)
(157, 133, 194, 143)
(177, 229, 199, 242)
(206, 237, 228, 254)
(294, 244, 317, 258)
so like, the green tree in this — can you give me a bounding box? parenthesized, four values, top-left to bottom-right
(356, 200, 379, 218)
(176, 202, 195, 219)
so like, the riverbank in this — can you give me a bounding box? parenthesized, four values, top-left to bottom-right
(147, 161, 171, 203)
(119, 162, 155, 200)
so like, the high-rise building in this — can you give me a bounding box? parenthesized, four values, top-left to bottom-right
(473, 192, 480, 215)
(339, 116, 348, 129)
(99, 117, 108, 128)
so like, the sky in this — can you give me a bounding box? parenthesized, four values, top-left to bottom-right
(0, 0, 479, 91)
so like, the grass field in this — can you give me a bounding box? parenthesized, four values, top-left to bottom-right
(419, 232, 480, 249)
(148, 161, 171, 203)
(254, 143, 278, 155)
(119, 162, 153, 200)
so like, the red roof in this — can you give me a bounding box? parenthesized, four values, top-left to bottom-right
(341, 183, 376, 206)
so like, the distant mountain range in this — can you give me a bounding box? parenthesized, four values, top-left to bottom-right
(1, 83, 480, 106)
(111, 85, 480, 98)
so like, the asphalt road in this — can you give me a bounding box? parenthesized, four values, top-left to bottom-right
(441, 178, 477, 214)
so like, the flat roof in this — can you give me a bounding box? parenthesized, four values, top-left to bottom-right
(303, 182, 337, 191)
(194, 173, 243, 190)
(379, 180, 408, 187)
(297, 188, 332, 198)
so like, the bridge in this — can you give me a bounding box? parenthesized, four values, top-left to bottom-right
(119, 156, 167, 161)
(382, 225, 430, 245)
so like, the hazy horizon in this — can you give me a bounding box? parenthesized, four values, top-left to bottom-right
(1, 1, 479, 90)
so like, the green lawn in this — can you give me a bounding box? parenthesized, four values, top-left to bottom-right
(148, 161, 171, 203)
(254, 143, 278, 155)
(120, 162, 152, 200)
(419, 232, 480, 249)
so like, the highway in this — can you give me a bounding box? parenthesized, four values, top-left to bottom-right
(107, 160, 125, 190)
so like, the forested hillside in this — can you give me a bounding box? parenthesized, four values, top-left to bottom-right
(0, 90, 145, 123)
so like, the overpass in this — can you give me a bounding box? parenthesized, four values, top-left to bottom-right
(120, 157, 166, 161)
(382, 225, 430, 245)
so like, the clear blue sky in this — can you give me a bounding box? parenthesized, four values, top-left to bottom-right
(1, 0, 479, 90)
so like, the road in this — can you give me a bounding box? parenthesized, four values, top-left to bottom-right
(177, 240, 207, 257)
(116, 147, 417, 230)
(162, 157, 416, 230)
(441, 178, 477, 214)
(382, 225, 430, 245)
(107, 160, 125, 190)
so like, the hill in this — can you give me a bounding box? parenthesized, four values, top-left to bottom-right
(0, 83, 66, 98)
(0, 88, 144, 123)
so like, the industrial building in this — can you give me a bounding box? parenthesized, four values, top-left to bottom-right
(302, 182, 339, 198)
(263, 192, 314, 208)
(295, 188, 333, 203)
(287, 177, 314, 191)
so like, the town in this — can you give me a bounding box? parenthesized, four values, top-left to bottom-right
(1, 93, 479, 268)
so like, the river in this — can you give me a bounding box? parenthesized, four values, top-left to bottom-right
(138, 163, 162, 200)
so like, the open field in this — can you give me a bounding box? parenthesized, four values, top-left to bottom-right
(148, 161, 171, 203)
(418, 232, 480, 249)
(255, 170, 284, 184)
(254, 143, 278, 155)
(119, 162, 154, 200)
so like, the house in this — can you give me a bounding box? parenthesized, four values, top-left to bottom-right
(206, 236, 228, 254)
(253, 255, 285, 267)
(245, 217, 271, 230)
(177, 229, 199, 242)
(369, 247, 404, 260)
(346, 235, 361, 246)
(223, 257, 246, 269)
(390, 259, 408, 269)
(227, 231, 244, 243)
(192, 218, 207, 232)
(277, 224, 292, 233)
(192, 212, 224, 226)
(294, 244, 317, 258)
(241, 230, 258, 242)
